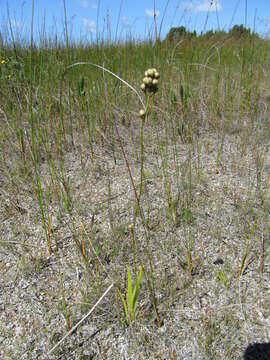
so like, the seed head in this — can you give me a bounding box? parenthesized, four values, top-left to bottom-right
(154, 71, 160, 79)
(152, 79, 158, 86)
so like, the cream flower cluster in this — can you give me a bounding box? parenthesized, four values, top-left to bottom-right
(139, 68, 159, 119)
(140, 68, 160, 94)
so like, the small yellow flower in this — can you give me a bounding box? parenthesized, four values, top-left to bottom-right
(1, 59, 6, 65)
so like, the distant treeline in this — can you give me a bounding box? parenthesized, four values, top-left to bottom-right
(165, 25, 259, 42)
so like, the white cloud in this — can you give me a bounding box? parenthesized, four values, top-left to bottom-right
(145, 9, 160, 18)
(258, 16, 270, 26)
(122, 16, 132, 28)
(184, 0, 222, 13)
(83, 18, 96, 33)
(79, 1, 97, 10)
(10, 19, 24, 29)
(80, 0, 89, 8)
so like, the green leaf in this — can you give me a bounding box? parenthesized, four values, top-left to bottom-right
(119, 267, 143, 325)
(132, 266, 142, 313)
(127, 269, 133, 316)
(118, 289, 129, 325)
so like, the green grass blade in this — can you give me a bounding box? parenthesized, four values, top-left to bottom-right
(132, 265, 142, 313)
(127, 269, 133, 316)
(118, 289, 129, 325)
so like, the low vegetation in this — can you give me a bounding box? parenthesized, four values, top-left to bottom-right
(1, 21, 270, 359)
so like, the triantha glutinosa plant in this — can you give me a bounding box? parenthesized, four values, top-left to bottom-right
(134, 68, 160, 224)
(59, 62, 161, 327)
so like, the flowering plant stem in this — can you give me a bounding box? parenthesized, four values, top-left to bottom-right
(135, 94, 151, 225)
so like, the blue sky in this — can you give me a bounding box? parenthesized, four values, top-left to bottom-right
(1, 0, 270, 43)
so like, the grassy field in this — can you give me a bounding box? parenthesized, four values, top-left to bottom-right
(1, 28, 270, 359)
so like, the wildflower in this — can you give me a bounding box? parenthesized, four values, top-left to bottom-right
(138, 67, 159, 119)
(140, 67, 160, 94)
(1, 59, 6, 65)
(139, 109, 146, 119)
(128, 223, 134, 231)
(143, 77, 149, 85)
(147, 69, 155, 77)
